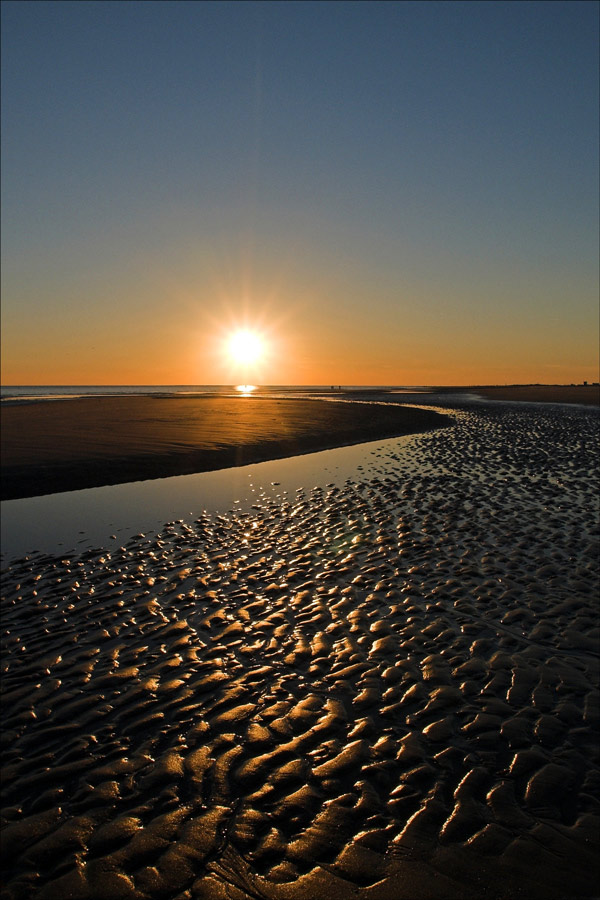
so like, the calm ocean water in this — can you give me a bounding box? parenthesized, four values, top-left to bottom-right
(0, 385, 425, 403)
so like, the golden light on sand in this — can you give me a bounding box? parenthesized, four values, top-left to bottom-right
(227, 330, 264, 365)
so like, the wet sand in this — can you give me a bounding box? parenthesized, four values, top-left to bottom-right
(438, 385, 600, 406)
(1, 400, 599, 899)
(0, 396, 448, 501)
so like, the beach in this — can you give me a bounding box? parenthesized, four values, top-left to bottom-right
(3, 386, 598, 502)
(439, 385, 600, 406)
(1, 394, 599, 899)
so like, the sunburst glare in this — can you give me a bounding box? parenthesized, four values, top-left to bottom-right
(227, 330, 264, 366)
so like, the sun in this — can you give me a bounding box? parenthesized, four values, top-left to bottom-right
(227, 329, 264, 365)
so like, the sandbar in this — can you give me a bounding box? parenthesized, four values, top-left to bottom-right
(1, 395, 449, 500)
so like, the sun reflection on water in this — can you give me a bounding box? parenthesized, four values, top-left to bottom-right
(235, 384, 257, 395)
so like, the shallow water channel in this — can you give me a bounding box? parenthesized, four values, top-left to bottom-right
(1, 433, 420, 563)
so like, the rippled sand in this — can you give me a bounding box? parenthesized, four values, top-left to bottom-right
(1, 402, 599, 899)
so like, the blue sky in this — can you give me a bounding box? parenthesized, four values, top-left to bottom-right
(2, 0, 598, 384)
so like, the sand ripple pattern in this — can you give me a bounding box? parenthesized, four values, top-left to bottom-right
(1, 403, 599, 899)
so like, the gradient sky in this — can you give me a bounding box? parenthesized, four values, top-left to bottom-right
(2, 0, 598, 386)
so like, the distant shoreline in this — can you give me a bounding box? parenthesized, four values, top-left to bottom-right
(434, 384, 600, 406)
(2, 383, 598, 406)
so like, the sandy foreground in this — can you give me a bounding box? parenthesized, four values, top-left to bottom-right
(0, 396, 448, 501)
(1, 398, 599, 899)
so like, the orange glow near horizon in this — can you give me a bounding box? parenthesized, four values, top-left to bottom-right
(1, 283, 598, 387)
(1, 328, 598, 389)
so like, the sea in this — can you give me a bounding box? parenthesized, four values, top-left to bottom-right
(0, 384, 432, 403)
